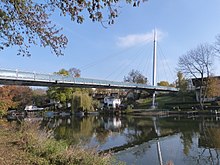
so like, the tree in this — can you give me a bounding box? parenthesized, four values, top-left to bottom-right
(32, 88, 48, 107)
(175, 71, 188, 102)
(68, 68, 81, 78)
(72, 91, 93, 112)
(0, 86, 16, 113)
(55, 69, 69, 76)
(11, 86, 33, 109)
(0, 85, 33, 114)
(48, 69, 76, 107)
(206, 76, 220, 99)
(124, 69, 147, 84)
(124, 69, 148, 101)
(178, 43, 214, 109)
(176, 71, 187, 92)
(47, 68, 94, 111)
(0, 0, 144, 56)
(214, 34, 220, 56)
(157, 81, 169, 87)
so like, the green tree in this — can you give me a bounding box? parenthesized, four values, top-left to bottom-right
(72, 91, 93, 112)
(32, 89, 48, 107)
(47, 68, 95, 111)
(175, 71, 188, 102)
(0, 0, 144, 56)
(55, 69, 69, 76)
(47, 85, 74, 108)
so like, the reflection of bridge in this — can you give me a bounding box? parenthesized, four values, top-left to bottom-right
(0, 69, 178, 92)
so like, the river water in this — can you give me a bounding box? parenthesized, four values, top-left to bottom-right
(39, 114, 220, 165)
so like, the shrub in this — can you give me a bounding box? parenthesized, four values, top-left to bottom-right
(0, 109, 6, 118)
(16, 122, 113, 165)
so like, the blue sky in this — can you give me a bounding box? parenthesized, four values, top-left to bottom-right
(1, 0, 220, 84)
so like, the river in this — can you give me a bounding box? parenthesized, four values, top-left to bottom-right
(37, 114, 220, 165)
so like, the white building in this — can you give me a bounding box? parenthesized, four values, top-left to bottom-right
(104, 96, 121, 109)
(104, 117, 122, 130)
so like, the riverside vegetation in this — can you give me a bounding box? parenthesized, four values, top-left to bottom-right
(0, 119, 120, 165)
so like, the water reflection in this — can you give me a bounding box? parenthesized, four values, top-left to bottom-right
(39, 115, 220, 164)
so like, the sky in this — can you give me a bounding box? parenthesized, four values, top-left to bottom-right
(1, 0, 220, 85)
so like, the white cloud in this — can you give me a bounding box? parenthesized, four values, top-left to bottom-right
(116, 30, 165, 48)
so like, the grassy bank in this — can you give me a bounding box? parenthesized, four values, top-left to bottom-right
(0, 119, 117, 165)
(134, 93, 196, 109)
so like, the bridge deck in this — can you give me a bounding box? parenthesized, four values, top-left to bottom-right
(0, 69, 178, 92)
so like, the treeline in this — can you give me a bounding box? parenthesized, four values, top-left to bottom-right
(0, 68, 100, 116)
(0, 86, 47, 116)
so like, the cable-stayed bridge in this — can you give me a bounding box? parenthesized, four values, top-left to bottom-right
(0, 68, 178, 92)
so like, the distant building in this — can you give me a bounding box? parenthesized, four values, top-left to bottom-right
(186, 79, 195, 91)
(189, 76, 220, 102)
(103, 96, 121, 109)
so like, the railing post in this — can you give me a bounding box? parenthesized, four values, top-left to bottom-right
(16, 69, 18, 79)
(33, 71, 36, 80)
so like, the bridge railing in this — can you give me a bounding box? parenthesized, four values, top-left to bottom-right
(0, 69, 179, 91)
(0, 69, 17, 77)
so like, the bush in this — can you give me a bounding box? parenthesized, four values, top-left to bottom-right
(16, 122, 113, 165)
(0, 109, 6, 118)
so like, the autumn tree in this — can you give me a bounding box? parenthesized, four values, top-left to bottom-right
(157, 81, 169, 87)
(176, 71, 187, 92)
(11, 86, 33, 109)
(178, 43, 214, 109)
(68, 68, 81, 78)
(0, 86, 16, 113)
(206, 76, 220, 99)
(0, 0, 144, 56)
(0, 85, 33, 115)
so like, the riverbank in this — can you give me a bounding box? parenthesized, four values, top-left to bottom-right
(131, 93, 220, 112)
(0, 119, 115, 165)
(124, 108, 220, 116)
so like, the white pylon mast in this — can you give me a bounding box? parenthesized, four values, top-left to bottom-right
(152, 29, 157, 86)
(152, 29, 157, 108)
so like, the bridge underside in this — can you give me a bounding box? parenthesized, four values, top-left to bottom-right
(0, 69, 178, 92)
(0, 78, 162, 91)
(0, 78, 173, 92)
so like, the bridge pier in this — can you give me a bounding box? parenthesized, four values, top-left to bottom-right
(151, 30, 157, 109)
(151, 92, 157, 109)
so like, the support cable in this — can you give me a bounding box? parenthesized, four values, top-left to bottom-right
(157, 43, 176, 82)
(112, 47, 147, 81)
(105, 45, 147, 80)
(79, 39, 152, 72)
